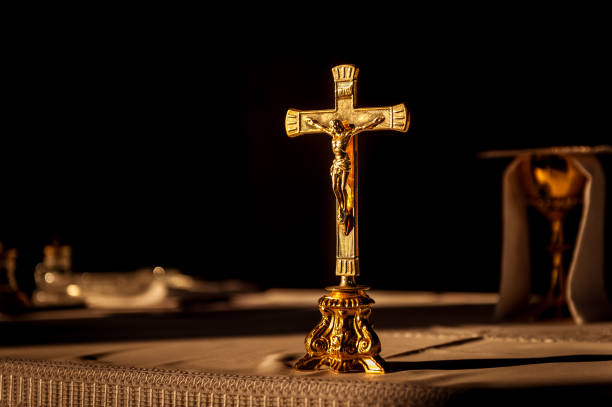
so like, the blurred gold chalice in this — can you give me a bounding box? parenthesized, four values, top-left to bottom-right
(517, 154, 586, 320)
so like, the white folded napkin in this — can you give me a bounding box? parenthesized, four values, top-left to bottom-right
(494, 154, 612, 323)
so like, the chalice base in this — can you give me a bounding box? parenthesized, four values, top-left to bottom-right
(525, 295, 572, 322)
(508, 292, 572, 323)
(295, 287, 386, 374)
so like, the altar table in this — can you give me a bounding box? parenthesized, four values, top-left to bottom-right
(1, 290, 611, 406)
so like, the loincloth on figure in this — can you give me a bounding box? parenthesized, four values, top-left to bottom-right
(330, 158, 351, 175)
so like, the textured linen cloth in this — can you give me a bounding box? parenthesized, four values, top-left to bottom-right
(1, 290, 612, 406)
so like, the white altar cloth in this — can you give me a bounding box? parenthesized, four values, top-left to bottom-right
(1, 290, 611, 406)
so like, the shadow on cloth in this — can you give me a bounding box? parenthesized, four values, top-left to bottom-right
(385, 354, 612, 372)
(0, 304, 495, 346)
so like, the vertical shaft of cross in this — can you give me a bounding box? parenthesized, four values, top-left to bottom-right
(332, 65, 361, 287)
(336, 133, 358, 287)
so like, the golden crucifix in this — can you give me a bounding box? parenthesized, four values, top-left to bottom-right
(286, 64, 409, 373)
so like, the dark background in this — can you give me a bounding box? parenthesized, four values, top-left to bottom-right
(2, 37, 611, 296)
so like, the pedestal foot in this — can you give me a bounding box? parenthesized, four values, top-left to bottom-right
(295, 287, 386, 374)
(358, 356, 386, 374)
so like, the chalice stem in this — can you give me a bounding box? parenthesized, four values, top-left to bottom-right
(547, 218, 567, 316)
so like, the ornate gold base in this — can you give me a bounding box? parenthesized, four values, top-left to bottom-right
(295, 286, 386, 374)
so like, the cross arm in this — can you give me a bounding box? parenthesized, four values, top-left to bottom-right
(285, 103, 410, 137)
(352, 104, 410, 134)
(285, 109, 336, 138)
(285, 103, 410, 138)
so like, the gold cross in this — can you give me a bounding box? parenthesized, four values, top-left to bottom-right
(285, 64, 409, 283)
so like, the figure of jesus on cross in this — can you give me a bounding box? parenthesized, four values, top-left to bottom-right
(306, 116, 384, 227)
